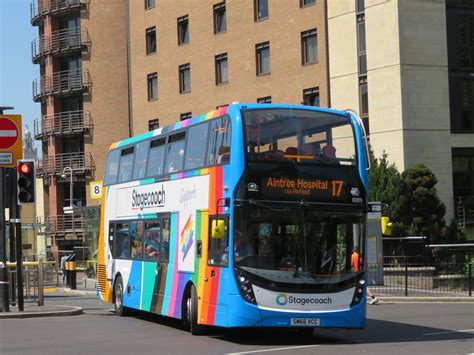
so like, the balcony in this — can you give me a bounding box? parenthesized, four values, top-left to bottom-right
(456, 196, 474, 228)
(31, 0, 89, 26)
(37, 152, 94, 177)
(45, 214, 84, 238)
(32, 28, 90, 63)
(34, 110, 92, 139)
(33, 69, 91, 102)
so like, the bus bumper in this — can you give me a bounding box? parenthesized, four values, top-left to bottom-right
(226, 294, 366, 329)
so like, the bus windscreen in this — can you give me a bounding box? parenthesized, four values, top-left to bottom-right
(242, 108, 356, 166)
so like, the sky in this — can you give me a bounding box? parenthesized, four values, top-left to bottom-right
(0, 0, 41, 154)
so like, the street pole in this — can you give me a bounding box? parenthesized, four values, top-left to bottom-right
(7, 169, 16, 305)
(0, 168, 9, 312)
(12, 179, 24, 311)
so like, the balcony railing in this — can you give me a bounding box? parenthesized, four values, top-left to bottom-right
(32, 28, 90, 63)
(34, 110, 92, 139)
(45, 214, 84, 237)
(31, 0, 88, 26)
(33, 69, 91, 102)
(456, 196, 474, 228)
(37, 152, 94, 177)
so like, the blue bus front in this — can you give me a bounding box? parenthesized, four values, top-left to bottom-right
(226, 105, 368, 329)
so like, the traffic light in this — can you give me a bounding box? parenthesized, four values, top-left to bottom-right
(17, 160, 36, 204)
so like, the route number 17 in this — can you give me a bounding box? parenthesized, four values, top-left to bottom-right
(331, 180, 344, 197)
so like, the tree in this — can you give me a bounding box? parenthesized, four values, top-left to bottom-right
(391, 164, 446, 243)
(367, 146, 403, 210)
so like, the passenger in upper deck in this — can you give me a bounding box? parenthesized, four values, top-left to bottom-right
(322, 144, 336, 159)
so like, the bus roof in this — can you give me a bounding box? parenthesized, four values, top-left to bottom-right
(108, 103, 352, 151)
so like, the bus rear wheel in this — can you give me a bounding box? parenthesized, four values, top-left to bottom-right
(186, 285, 206, 335)
(114, 276, 130, 316)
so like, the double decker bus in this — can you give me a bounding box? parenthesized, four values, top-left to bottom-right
(97, 103, 370, 334)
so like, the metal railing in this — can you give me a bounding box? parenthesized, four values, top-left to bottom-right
(456, 195, 474, 228)
(369, 246, 473, 296)
(46, 215, 84, 236)
(31, 27, 89, 63)
(7, 261, 57, 306)
(36, 152, 94, 176)
(34, 110, 92, 139)
(31, 0, 88, 25)
(33, 69, 91, 101)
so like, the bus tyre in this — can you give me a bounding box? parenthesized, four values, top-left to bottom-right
(188, 285, 206, 335)
(114, 276, 129, 317)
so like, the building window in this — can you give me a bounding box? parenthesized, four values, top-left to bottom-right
(300, 0, 316, 7)
(213, 2, 227, 34)
(148, 119, 159, 131)
(146, 26, 156, 55)
(301, 28, 317, 65)
(357, 19, 367, 75)
(147, 72, 158, 101)
(452, 148, 474, 203)
(179, 63, 191, 93)
(359, 79, 369, 116)
(215, 53, 228, 85)
(256, 41, 270, 76)
(145, 0, 155, 10)
(180, 112, 192, 121)
(303, 87, 319, 106)
(254, 0, 268, 21)
(257, 96, 272, 103)
(177, 15, 189, 45)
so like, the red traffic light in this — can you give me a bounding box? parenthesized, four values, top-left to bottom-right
(18, 163, 31, 174)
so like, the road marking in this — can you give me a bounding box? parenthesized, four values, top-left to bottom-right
(423, 328, 474, 336)
(227, 344, 321, 354)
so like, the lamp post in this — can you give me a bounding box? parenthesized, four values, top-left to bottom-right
(62, 167, 73, 208)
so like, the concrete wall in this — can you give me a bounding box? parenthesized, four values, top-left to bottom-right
(328, 0, 462, 219)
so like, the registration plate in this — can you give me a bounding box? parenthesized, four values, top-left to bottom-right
(290, 318, 320, 327)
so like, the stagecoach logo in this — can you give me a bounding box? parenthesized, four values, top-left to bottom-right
(131, 185, 166, 211)
(350, 187, 360, 197)
(350, 187, 363, 204)
(275, 294, 333, 306)
(276, 294, 288, 306)
(247, 182, 259, 192)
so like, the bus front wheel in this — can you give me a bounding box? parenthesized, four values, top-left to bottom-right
(114, 276, 130, 316)
(187, 285, 206, 335)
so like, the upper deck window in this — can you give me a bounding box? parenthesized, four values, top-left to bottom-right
(147, 137, 166, 178)
(118, 147, 135, 183)
(242, 108, 356, 166)
(165, 131, 186, 173)
(207, 116, 232, 165)
(104, 149, 121, 185)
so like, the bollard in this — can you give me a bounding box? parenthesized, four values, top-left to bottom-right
(0, 264, 9, 312)
(70, 260, 77, 290)
(469, 264, 472, 297)
(65, 260, 71, 288)
(38, 259, 44, 306)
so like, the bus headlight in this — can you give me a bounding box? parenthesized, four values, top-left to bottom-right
(351, 276, 365, 307)
(234, 269, 256, 304)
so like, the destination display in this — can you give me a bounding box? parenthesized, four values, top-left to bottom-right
(240, 168, 365, 205)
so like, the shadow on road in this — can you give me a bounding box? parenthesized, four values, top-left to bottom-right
(126, 311, 473, 347)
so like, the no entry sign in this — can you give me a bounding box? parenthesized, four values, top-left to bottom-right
(0, 117, 19, 149)
(0, 115, 22, 168)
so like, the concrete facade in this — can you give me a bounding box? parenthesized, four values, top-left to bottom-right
(328, 0, 473, 220)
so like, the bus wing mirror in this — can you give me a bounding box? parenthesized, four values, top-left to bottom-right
(381, 216, 392, 236)
(211, 220, 226, 239)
